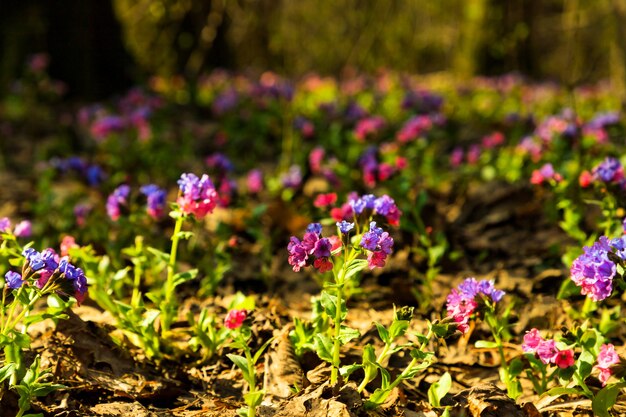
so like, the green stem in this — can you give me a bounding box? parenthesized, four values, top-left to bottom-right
(162, 214, 185, 335)
(383, 329, 433, 395)
(330, 281, 344, 386)
(131, 237, 144, 309)
(244, 347, 256, 417)
(330, 251, 353, 386)
(486, 310, 513, 395)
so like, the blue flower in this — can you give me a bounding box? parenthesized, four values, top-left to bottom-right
(336, 221, 354, 234)
(5, 271, 22, 289)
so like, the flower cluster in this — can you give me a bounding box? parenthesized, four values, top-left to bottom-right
(359, 222, 394, 269)
(592, 157, 624, 185)
(396, 115, 435, 142)
(359, 147, 406, 188)
(331, 193, 401, 226)
(570, 236, 617, 301)
(596, 343, 621, 386)
(354, 116, 386, 142)
(530, 163, 562, 185)
(50, 156, 106, 187)
(445, 278, 505, 333)
(15, 247, 88, 304)
(287, 223, 336, 273)
(522, 329, 575, 368)
(177, 173, 218, 218)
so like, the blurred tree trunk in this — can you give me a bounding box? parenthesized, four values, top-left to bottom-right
(453, 0, 488, 78)
(609, 0, 626, 106)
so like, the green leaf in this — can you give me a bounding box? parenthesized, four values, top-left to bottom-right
(313, 334, 334, 363)
(337, 326, 360, 344)
(172, 269, 198, 286)
(343, 259, 368, 281)
(577, 350, 595, 379)
(252, 337, 275, 364)
(375, 322, 390, 345)
(428, 372, 451, 407)
(0, 362, 16, 382)
(340, 364, 362, 378)
(244, 390, 265, 407)
(388, 320, 409, 340)
(545, 387, 583, 397)
(227, 354, 252, 384)
(147, 247, 170, 262)
(320, 291, 338, 319)
(474, 340, 498, 349)
(592, 383, 626, 417)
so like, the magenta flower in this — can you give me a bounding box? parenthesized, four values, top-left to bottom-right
(177, 173, 218, 218)
(522, 327, 576, 368)
(225, 309, 247, 330)
(287, 224, 334, 273)
(246, 169, 263, 194)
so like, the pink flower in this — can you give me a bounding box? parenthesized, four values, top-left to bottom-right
(60, 236, 79, 257)
(554, 349, 575, 369)
(595, 343, 620, 385)
(522, 328, 543, 352)
(225, 309, 247, 330)
(13, 221, 32, 238)
(536, 339, 558, 364)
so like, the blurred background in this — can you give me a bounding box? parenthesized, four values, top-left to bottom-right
(1, 0, 625, 100)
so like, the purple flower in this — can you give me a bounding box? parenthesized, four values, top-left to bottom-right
(281, 166, 302, 189)
(23, 248, 45, 271)
(140, 184, 167, 219)
(106, 184, 131, 221)
(593, 157, 624, 183)
(337, 221, 354, 234)
(5, 271, 22, 289)
(571, 236, 616, 301)
(306, 223, 323, 235)
(313, 238, 332, 258)
(0, 217, 11, 232)
(360, 230, 380, 251)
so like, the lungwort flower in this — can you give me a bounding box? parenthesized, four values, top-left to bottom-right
(177, 173, 218, 218)
(445, 278, 504, 334)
